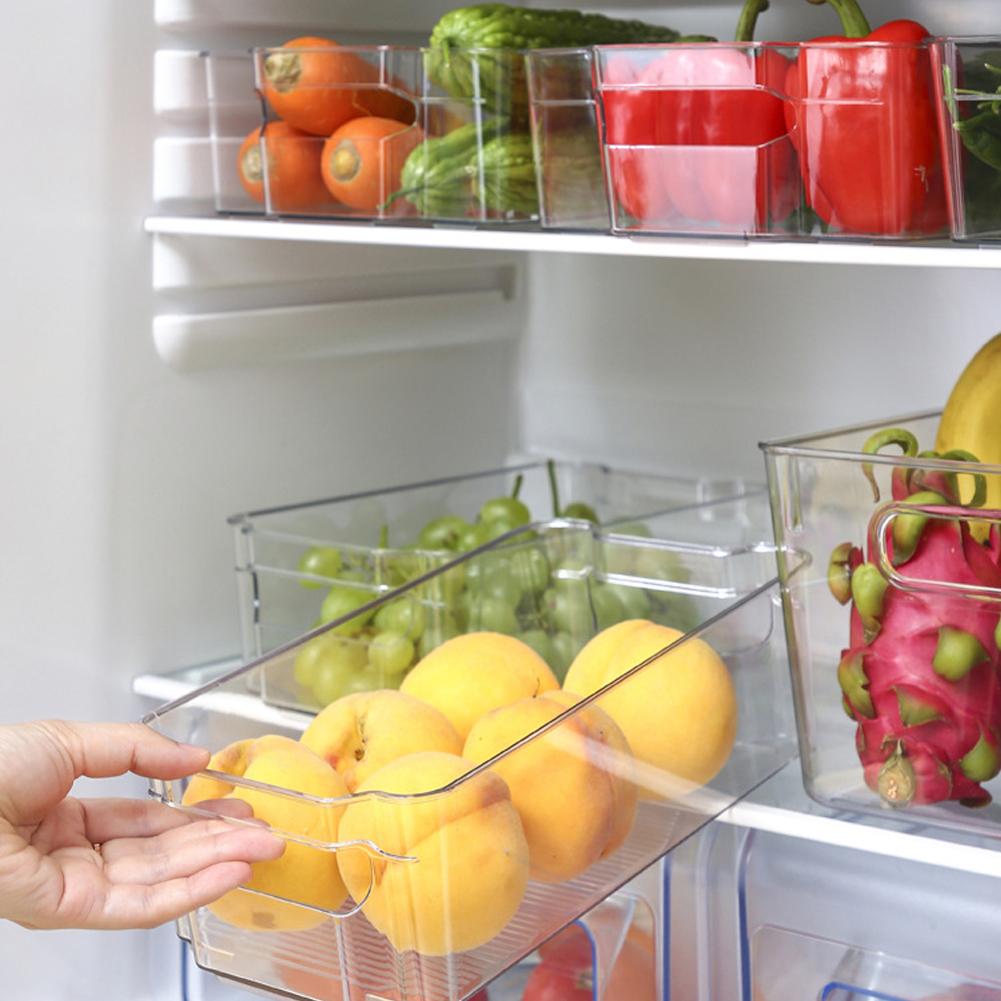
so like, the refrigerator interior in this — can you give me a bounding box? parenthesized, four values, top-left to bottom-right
(4, 1, 1001, 999)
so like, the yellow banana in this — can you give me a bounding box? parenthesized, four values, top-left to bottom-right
(935, 331, 1001, 516)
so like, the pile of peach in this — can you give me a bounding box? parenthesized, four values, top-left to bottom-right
(183, 620, 737, 956)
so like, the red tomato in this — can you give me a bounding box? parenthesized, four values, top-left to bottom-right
(526, 924, 657, 1001)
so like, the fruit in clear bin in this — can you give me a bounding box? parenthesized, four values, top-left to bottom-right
(479, 495, 532, 530)
(518, 628, 555, 666)
(419, 514, 469, 551)
(336, 751, 530, 955)
(509, 546, 551, 596)
(400, 631, 559, 740)
(301, 690, 462, 792)
(550, 632, 578, 681)
(373, 595, 426, 641)
(463, 594, 519, 635)
(543, 587, 592, 636)
(182, 734, 348, 931)
(832, 428, 1001, 808)
(418, 612, 461, 659)
(457, 521, 491, 551)
(294, 633, 368, 704)
(464, 690, 637, 882)
(526, 922, 657, 1001)
(563, 619, 737, 795)
(260, 37, 416, 137)
(236, 122, 330, 211)
(297, 545, 343, 588)
(368, 630, 416, 676)
(320, 584, 376, 635)
(606, 583, 652, 621)
(591, 583, 626, 631)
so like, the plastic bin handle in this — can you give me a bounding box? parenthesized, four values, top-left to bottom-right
(870, 502, 1001, 601)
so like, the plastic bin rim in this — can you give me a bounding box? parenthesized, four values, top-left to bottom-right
(761, 409, 1001, 474)
(226, 461, 761, 524)
(144, 572, 780, 811)
(143, 521, 786, 806)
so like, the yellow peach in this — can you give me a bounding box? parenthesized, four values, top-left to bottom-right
(336, 751, 529, 955)
(463, 690, 637, 883)
(399, 632, 559, 741)
(182, 734, 349, 932)
(300, 689, 462, 793)
(563, 620, 737, 796)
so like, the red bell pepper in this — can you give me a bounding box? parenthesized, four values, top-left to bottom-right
(783, 0, 947, 236)
(599, 0, 796, 234)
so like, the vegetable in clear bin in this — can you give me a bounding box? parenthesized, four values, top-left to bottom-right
(783, 0, 947, 237)
(427, 3, 713, 116)
(832, 428, 1001, 808)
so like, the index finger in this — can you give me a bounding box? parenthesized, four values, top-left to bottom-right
(34, 720, 210, 782)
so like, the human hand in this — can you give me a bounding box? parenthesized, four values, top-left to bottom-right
(0, 720, 284, 930)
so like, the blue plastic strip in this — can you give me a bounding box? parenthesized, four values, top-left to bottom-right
(821, 982, 907, 1001)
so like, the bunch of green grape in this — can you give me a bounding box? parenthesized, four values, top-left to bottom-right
(289, 466, 701, 707)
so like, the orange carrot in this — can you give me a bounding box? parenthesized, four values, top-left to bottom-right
(321, 116, 423, 212)
(261, 37, 415, 137)
(237, 121, 329, 210)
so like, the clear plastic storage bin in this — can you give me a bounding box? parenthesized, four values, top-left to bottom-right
(228, 462, 770, 711)
(526, 49, 610, 231)
(934, 37, 1001, 242)
(145, 520, 794, 1001)
(204, 44, 539, 224)
(693, 823, 1001, 999)
(593, 39, 948, 240)
(593, 43, 802, 238)
(762, 412, 1001, 834)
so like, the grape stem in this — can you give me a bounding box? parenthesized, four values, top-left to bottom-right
(378, 524, 389, 548)
(511, 473, 524, 500)
(547, 459, 562, 518)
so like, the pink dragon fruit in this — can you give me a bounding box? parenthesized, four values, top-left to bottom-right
(830, 427, 1001, 809)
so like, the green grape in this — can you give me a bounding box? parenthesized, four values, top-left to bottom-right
(418, 515, 468, 551)
(550, 631, 578, 681)
(591, 583, 626, 631)
(551, 557, 590, 595)
(479, 496, 531, 528)
(297, 546, 343, 588)
(518, 628, 554, 665)
(634, 548, 691, 584)
(373, 597, 426, 640)
(611, 520, 653, 538)
(652, 592, 702, 633)
(508, 547, 550, 596)
(369, 631, 416, 676)
(456, 522, 490, 552)
(466, 595, 518, 634)
(561, 501, 599, 523)
(419, 613, 460, 659)
(340, 665, 384, 697)
(605, 582, 652, 621)
(307, 637, 370, 705)
(294, 634, 367, 687)
(320, 585, 376, 636)
(543, 587, 588, 634)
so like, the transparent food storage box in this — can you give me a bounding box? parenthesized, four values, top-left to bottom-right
(204, 44, 539, 224)
(145, 519, 794, 1001)
(228, 461, 770, 711)
(762, 411, 1001, 834)
(526, 48, 610, 231)
(593, 38, 948, 241)
(935, 37, 1001, 242)
(693, 823, 1001, 999)
(594, 43, 802, 239)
